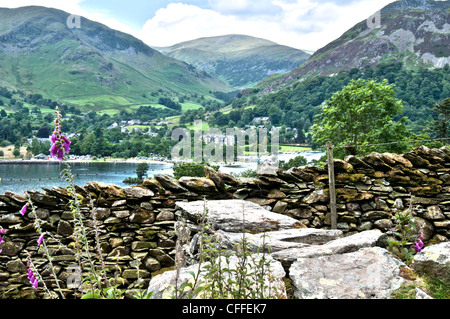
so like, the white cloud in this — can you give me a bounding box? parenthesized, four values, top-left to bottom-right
(0, 0, 399, 51)
(139, 0, 397, 51)
(208, 0, 282, 15)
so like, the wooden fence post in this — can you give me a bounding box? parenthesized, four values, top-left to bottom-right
(326, 142, 337, 229)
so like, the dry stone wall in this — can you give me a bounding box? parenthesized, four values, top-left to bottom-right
(0, 145, 449, 298)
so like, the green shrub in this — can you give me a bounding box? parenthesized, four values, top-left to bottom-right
(173, 162, 219, 179)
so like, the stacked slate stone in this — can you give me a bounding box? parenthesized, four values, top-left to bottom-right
(0, 145, 448, 298)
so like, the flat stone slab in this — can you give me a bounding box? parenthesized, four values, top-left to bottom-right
(218, 228, 343, 253)
(176, 199, 304, 233)
(290, 247, 405, 299)
(271, 230, 385, 263)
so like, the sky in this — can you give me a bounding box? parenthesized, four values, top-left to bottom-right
(0, 0, 400, 51)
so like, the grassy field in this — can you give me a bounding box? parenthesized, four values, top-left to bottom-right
(181, 102, 204, 111)
(279, 145, 312, 152)
(0, 146, 28, 159)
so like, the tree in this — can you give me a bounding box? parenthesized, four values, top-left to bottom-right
(136, 163, 149, 180)
(312, 79, 410, 157)
(37, 126, 50, 138)
(427, 98, 449, 142)
(279, 155, 308, 170)
(173, 162, 219, 179)
(13, 148, 20, 158)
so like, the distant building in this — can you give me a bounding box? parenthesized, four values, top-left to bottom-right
(107, 123, 119, 129)
(147, 131, 158, 137)
(27, 137, 51, 145)
(202, 134, 235, 146)
(252, 117, 270, 123)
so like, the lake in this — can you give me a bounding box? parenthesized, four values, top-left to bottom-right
(0, 152, 324, 195)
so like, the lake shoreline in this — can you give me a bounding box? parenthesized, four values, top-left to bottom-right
(0, 159, 172, 165)
(0, 150, 322, 165)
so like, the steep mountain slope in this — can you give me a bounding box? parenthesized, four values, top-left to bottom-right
(155, 34, 310, 89)
(258, 0, 449, 94)
(0, 6, 232, 109)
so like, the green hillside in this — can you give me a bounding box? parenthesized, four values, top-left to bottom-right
(0, 6, 233, 112)
(155, 34, 310, 89)
(256, 0, 450, 95)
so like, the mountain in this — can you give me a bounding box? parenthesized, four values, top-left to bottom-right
(0, 6, 233, 110)
(257, 0, 449, 94)
(155, 34, 311, 89)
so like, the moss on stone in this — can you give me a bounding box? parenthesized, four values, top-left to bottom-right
(336, 173, 366, 183)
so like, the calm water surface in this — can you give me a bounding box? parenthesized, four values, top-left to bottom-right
(0, 152, 324, 195)
(0, 162, 172, 195)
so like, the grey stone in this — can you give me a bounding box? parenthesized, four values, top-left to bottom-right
(176, 199, 304, 233)
(290, 247, 404, 299)
(0, 214, 21, 224)
(272, 201, 288, 214)
(424, 206, 445, 220)
(374, 219, 393, 231)
(124, 187, 155, 199)
(92, 207, 111, 220)
(272, 230, 384, 264)
(218, 228, 343, 253)
(155, 175, 188, 192)
(412, 242, 450, 282)
(144, 257, 161, 272)
(57, 220, 73, 236)
(303, 189, 329, 204)
(6, 259, 27, 273)
(122, 269, 150, 279)
(415, 288, 433, 299)
(156, 211, 175, 221)
(179, 177, 217, 193)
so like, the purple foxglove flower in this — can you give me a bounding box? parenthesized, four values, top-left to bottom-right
(51, 134, 57, 143)
(20, 204, 28, 216)
(57, 149, 64, 161)
(29, 274, 38, 289)
(62, 135, 71, 151)
(28, 268, 34, 280)
(0, 228, 5, 234)
(414, 240, 424, 253)
(49, 143, 58, 158)
(37, 234, 44, 246)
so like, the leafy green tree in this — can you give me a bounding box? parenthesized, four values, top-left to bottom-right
(136, 163, 149, 180)
(13, 148, 20, 158)
(427, 98, 449, 142)
(30, 137, 51, 155)
(173, 162, 220, 179)
(279, 155, 308, 170)
(312, 79, 410, 157)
